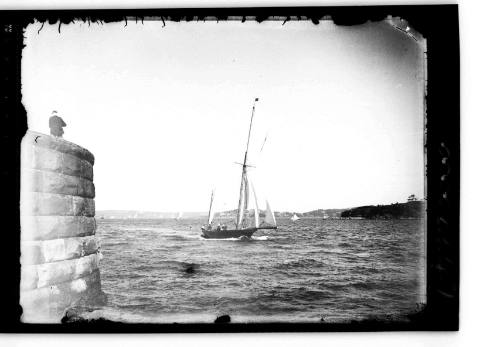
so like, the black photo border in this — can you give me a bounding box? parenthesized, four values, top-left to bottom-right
(0, 4, 459, 332)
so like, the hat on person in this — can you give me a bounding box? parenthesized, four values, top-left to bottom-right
(49, 111, 66, 128)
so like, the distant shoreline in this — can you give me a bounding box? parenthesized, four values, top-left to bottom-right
(96, 201, 425, 220)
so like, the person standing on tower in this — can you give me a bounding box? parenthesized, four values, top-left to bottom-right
(49, 110, 66, 138)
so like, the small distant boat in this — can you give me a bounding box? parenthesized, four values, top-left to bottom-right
(322, 214, 329, 220)
(175, 212, 183, 220)
(201, 98, 277, 239)
(291, 214, 300, 222)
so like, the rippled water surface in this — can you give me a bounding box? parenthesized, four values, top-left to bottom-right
(94, 218, 426, 323)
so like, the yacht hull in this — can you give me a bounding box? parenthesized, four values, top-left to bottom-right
(201, 227, 257, 239)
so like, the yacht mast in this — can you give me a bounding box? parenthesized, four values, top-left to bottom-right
(236, 98, 259, 229)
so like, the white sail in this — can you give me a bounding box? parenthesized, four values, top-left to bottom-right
(208, 190, 215, 224)
(237, 172, 247, 228)
(264, 200, 276, 226)
(250, 182, 260, 228)
(237, 171, 253, 229)
(291, 213, 300, 221)
(176, 212, 183, 220)
(243, 174, 250, 211)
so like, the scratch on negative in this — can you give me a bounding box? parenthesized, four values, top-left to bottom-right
(391, 24, 418, 42)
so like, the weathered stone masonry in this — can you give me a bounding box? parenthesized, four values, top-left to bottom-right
(20, 131, 104, 323)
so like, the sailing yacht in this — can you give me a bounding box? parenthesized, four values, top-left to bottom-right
(175, 212, 183, 220)
(291, 214, 300, 222)
(201, 98, 277, 239)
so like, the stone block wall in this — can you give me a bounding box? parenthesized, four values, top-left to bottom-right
(20, 131, 105, 323)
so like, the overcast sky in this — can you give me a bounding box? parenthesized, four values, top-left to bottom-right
(22, 18, 426, 212)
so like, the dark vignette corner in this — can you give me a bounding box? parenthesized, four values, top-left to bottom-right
(0, 4, 459, 333)
(0, 13, 27, 333)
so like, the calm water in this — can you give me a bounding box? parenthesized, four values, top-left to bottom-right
(89, 218, 426, 323)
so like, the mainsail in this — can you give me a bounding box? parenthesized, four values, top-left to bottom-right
(244, 174, 250, 210)
(207, 190, 215, 225)
(236, 172, 252, 228)
(236, 171, 247, 228)
(251, 182, 260, 228)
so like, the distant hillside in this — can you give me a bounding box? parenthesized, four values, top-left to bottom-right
(96, 202, 423, 220)
(299, 209, 346, 218)
(340, 201, 425, 219)
(95, 210, 205, 219)
(218, 208, 346, 218)
(218, 209, 288, 218)
(95, 209, 346, 219)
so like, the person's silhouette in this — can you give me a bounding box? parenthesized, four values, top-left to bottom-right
(49, 111, 66, 138)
